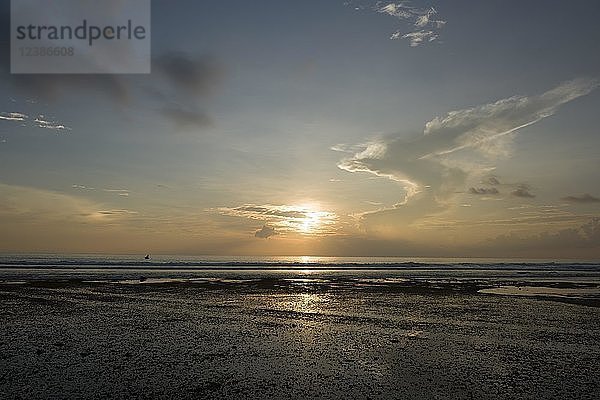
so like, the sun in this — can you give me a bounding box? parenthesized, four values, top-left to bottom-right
(300, 210, 323, 234)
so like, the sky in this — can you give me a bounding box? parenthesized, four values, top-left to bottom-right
(1, 0, 600, 258)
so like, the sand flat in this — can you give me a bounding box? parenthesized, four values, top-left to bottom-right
(1, 276, 599, 399)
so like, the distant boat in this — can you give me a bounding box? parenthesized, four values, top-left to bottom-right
(144, 254, 150, 260)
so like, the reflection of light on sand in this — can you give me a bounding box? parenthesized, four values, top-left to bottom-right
(292, 293, 325, 314)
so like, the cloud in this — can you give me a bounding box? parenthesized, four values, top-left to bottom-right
(485, 176, 500, 185)
(376, 3, 413, 19)
(337, 79, 597, 207)
(414, 8, 436, 28)
(0, 112, 27, 121)
(2, 53, 221, 104)
(349, 1, 446, 46)
(562, 194, 600, 203)
(153, 52, 223, 96)
(422, 78, 598, 157)
(0, 182, 127, 223)
(511, 185, 535, 198)
(72, 184, 95, 190)
(34, 115, 71, 131)
(0, 13, 223, 131)
(93, 209, 138, 216)
(215, 204, 338, 235)
(255, 225, 278, 239)
(398, 30, 438, 47)
(103, 188, 130, 197)
(469, 187, 499, 195)
(1, 111, 71, 131)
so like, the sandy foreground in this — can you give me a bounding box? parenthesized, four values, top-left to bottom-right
(1, 276, 599, 399)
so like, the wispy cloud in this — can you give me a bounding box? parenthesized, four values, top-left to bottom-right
(0, 183, 135, 225)
(336, 78, 597, 215)
(72, 184, 95, 190)
(1, 111, 71, 131)
(73, 186, 130, 197)
(103, 189, 130, 197)
(94, 209, 138, 216)
(34, 115, 71, 131)
(422, 78, 598, 158)
(562, 194, 600, 203)
(348, 1, 446, 46)
(399, 30, 439, 47)
(0, 112, 27, 121)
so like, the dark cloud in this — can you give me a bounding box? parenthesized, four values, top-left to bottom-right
(562, 194, 600, 203)
(153, 52, 223, 96)
(255, 225, 278, 239)
(1, 53, 222, 105)
(0, 5, 222, 130)
(469, 187, 499, 195)
(511, 185, 535, 198)
(0, 2, 129, 103)
(0, 52, 221, 128)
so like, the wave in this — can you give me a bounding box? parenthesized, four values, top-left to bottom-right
(0, 255, 599, 271)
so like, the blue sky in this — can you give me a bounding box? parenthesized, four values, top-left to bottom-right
(1, 0, 600, 257)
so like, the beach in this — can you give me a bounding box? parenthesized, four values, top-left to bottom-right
(1, 263, 599, 399)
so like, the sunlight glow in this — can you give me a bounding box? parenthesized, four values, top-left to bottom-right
(217, 202, 337, 236)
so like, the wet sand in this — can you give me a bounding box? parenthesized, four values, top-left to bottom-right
(1, 276, 599, 399)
